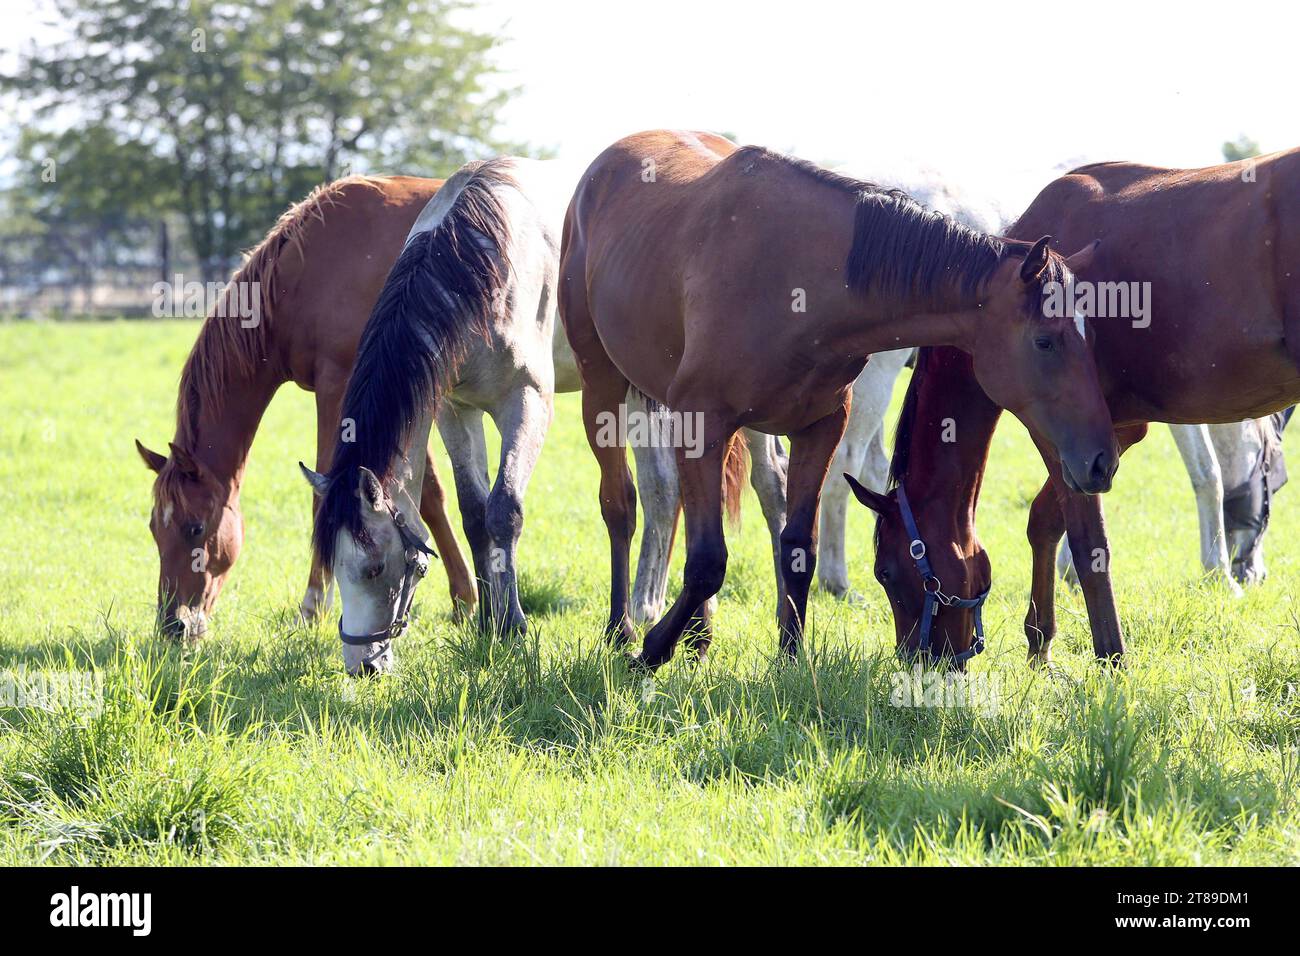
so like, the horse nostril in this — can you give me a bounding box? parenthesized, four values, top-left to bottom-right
(1082, 449, 1115, 492)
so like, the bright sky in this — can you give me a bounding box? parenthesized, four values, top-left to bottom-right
(468, 0, 1300, 213)
(4, 0, 1297, 216)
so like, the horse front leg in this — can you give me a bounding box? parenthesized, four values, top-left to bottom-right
(484, 385, 554, 637)
(779, 401, 850, 659)
(579, 375, 639, 648)
(419, 446, 478, 621)
(301, 383, 344, 622)
(1025, 480, 1066, 666)
(638, 418, 735, 670)
(1033, 424, 1147, 665)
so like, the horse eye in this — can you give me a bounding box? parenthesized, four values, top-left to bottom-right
(364, 563, 385, 580)
(1034, 336, 1055, 352)
(184, 522, 205, 539)
(876, 567, 891, 584)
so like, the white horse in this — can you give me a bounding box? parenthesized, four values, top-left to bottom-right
(1057, 417, 1286, 593)
(300, 157, 583, 673)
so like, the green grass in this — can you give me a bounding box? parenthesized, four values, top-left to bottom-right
(0, 319, 1297, 865)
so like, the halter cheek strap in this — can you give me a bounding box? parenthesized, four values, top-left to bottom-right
(896, 485, 988, 665)
(338, 506, 439, 650)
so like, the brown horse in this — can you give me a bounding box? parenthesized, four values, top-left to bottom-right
(559, 130, 1117, 670)
(135, 176, 476, 642)
(852, 148, 1300, 665)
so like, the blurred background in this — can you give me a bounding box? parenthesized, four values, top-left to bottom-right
(0, 0, 1291, 318)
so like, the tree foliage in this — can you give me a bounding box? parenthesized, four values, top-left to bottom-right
(1222, 135, 1261, 163)
(3, 0, 530, 279)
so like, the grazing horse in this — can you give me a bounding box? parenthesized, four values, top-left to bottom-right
(851, 149, 1300, 665)
(633, 162, 1002, 615)
(302, 157, 586, 674)
(136, 176, 476, 643)
(560, 130, 1117, 671)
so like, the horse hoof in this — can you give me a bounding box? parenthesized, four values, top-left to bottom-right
(1206, 570, 1244, 598)
(819, 579, 851, 600)
(1027, 646, 1053, 669)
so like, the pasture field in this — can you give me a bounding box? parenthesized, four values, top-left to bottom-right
(1, 319, 1298, 866)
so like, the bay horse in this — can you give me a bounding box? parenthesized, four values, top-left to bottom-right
(135, 175, 477, 643)
(560, 130, 1117, 671)
(632, 162, 1001, 617)
(850, 148, 1300, 666)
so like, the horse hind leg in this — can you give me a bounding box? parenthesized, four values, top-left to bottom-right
(483, 384, 553, 636)
(819, 350, 904, 599)
(629, 390, 680, 626)
(778, 402, 850, 659)
(1170, 424, 1241, 596)
(817, 415, 866, 599)
(437, 402, 495, 631)
(744, 428, 788, 620)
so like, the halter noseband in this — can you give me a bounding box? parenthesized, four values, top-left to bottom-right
(338, 506, 439, 656)
(895, 484, 988, 665)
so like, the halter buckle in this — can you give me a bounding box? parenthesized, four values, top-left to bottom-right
(909, 539, 926, 560)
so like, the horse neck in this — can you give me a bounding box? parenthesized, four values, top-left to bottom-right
(177, 351, 285, 501)
(384, 405, 435, 516)
(902, 349, 1002, 527)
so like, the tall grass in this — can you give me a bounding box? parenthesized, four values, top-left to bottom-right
(0, 321, 1296, 864)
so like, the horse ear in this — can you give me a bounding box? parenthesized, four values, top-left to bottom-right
(167, 442, 203, 478)
(299, 462, 329, 497)
(135, 439, 167, 473)
(1064, 239, 1100, 274)
(356, 466, 386, 512)
(843, 474, 892, 515)
(1020, 235, 1052, 283)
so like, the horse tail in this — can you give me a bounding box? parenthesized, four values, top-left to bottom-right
(723, 432, 748, 527)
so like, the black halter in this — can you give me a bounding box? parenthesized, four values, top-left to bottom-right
(338, 506, 438, 651)
(896, 484, 988, 665)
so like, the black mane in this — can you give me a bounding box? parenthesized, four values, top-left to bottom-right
(733, 146, 1010, 302)
(845, 188, 1008, 302)
(312, 158, 517, 570)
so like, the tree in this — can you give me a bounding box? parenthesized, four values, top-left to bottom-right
(1223, 135, 1261, 163)
(3, 0, 531, 281)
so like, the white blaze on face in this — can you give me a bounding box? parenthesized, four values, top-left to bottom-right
(1074, 310, 1087, 340)
(332, 526, 408, 675)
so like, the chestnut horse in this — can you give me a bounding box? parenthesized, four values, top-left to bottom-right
(851, 148, 1300, 665)
(560, 130, 1117, 671)
(135, 176, 476, 642)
